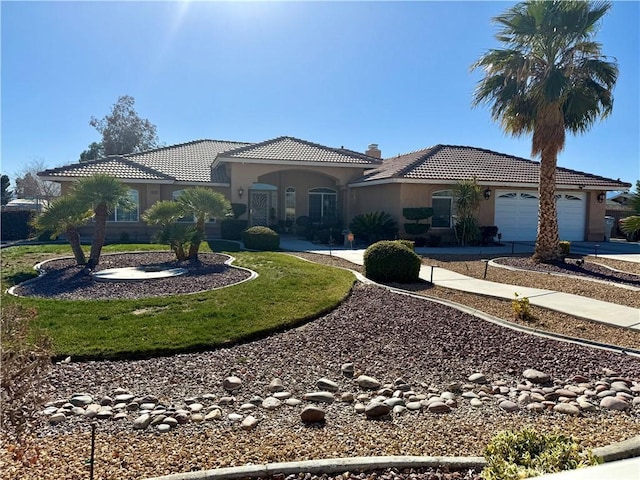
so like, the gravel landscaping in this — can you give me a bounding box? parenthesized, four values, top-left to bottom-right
(11, 252, 252, 300)
(2, 251, 639, 480)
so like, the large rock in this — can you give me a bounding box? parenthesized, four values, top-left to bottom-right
(553, 403, 580, 415)
(301, 406, 326, 423)
(223, 376, 243, 391)
(262, 397, 282, 410)
(427, 402, 451, 414)
(303, 391, 335, 403)
(364, 401, 391, 418)
(241, 415, 258, 430)
(268, 378, 284, 393)
(499, 400, 519, 412)
(468, 373, 487, 384)
(48, 413, 67, 424)
(133, 413, 151, 430)
(317, 378, 339, 392)
(600, 397, 630, 411)
(523, 369, 551, 384)
(357, 375, 381, 390)
(70, 395, 93, 407)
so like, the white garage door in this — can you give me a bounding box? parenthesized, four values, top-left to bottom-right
(494, 190, 586, 242)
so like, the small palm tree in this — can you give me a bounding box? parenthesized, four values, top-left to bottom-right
(453, 179, 482, 246)
(71, 174, 133, 266)
(176, 188, 231, 258)
(31, 195, 92, 265)
(142, 200, 197, 261)
(472, 0, 618, 263)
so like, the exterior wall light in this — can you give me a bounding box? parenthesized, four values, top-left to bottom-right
(238, 187, 244, 198)
(483, 187, 492, 200)
(597, 191, 605, 203)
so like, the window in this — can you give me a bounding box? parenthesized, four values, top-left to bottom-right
(308, 188, 337, 224)
(285, 187, 296, 223)
(107, 189, 139, 222)
(431, 190, 454, 228)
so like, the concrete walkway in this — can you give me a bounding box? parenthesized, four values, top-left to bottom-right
(280, 238, 640, 331)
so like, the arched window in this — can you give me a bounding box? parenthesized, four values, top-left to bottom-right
(107, 189, 139, 222)
(308, 188, 337, 224)
(285, 187, 296, 223)
(431, 190, 454, 228)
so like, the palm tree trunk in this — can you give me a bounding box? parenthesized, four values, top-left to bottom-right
(533, 151, 561, 263)
(188, 218, 205, 259)
(66, 227, 86, 265)
(89, 204, 108, 266)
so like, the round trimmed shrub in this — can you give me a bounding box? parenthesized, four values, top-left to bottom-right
(363, 240, 421, 283)
(242, 226, 280, 251)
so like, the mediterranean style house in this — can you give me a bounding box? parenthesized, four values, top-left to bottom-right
(39, 136, 630, 243)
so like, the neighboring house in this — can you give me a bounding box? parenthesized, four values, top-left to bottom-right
(2, 198, 48, 212)
(38, 136, 630, 242)
(606, 191, 635, 238)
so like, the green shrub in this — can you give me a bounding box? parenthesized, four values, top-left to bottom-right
(559, 241, 571, 257)
(242, 226, 280, 251)
(395, 239, 415, 251)
(404, 223, 430, 235)
(363, 240, 421, 283)
(1, 211, 35, 241)
(349, 211, 398, 244)
(481, 428, 600, 480)
(221, 218, 248, 240)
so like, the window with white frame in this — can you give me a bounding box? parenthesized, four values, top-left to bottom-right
(308, 187, 337, 224)
(431, 190, 454, 228)
(285, 187, 296, 223)
(107, 189, 139, 222)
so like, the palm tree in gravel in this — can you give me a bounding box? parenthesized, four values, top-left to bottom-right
(71, 174, 133, 267)
(472, 0, 618, 263)
(176, 187, 231, 259)
(142, 200, 197, 261)
(31, 195, 92, 265)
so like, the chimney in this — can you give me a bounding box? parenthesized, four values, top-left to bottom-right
(365, 143, 381, 159)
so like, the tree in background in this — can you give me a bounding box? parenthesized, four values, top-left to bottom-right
(71, 174, 133, 267)
(31, 195, 93, 265)
(619, 180, 640, 241)
(88, 95, 160, 156)
(79, 141, 105, 163)
(1, 175, 12, 205)
(13, 159, 60, 202)
(472, 0, 618, 263)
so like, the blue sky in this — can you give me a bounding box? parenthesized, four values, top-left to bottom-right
(2, 1, 638, 188)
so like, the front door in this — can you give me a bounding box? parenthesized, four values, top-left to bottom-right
(250, 191, 269, 226)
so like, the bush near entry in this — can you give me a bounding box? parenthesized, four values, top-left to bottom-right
(242, 226, 280, 251)
(364, 240, 421, 283)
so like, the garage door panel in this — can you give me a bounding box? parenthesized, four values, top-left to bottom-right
(494, 190, 586, 242)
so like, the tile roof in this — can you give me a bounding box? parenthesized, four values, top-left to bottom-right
(39, 157, 175, 181)
(219, 136, 382, 166)
(127, 139, 249, 182)
(353, 144, 630, 188)
(39, 140, 250, 184)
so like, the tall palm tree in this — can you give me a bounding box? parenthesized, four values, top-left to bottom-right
(31, 195, 92, 265)
(176, 188, 231, 259)
(71, 174, 133, 266)
(472, 0, 618, 263)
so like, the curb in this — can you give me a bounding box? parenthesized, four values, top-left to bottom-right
(143, 435, 640, 480)
(144, 456, 487, 480)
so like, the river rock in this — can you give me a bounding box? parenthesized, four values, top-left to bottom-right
(262, 397, 282, 410)
(600, 397, 629, 411)
(301, 406, 325, 423)
(468, 373, 487, 384)
(223, 376, 243, 391)
(268, 378, 284, 393)
(523, 369, 551, 384)
(303, 391, 335, 403)
(241, 415, 258, 430)
(357, 375, 381, 390)
(317, 378, 339, 392)
(365, 401, 391, 418)
(133, 414, 151, 430)
(553, 403, 580, 415)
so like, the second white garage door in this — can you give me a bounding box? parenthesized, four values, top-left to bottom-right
(494, 190, 586, 242)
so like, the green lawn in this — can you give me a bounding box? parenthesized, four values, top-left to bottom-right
(1, 243, 355, 360)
